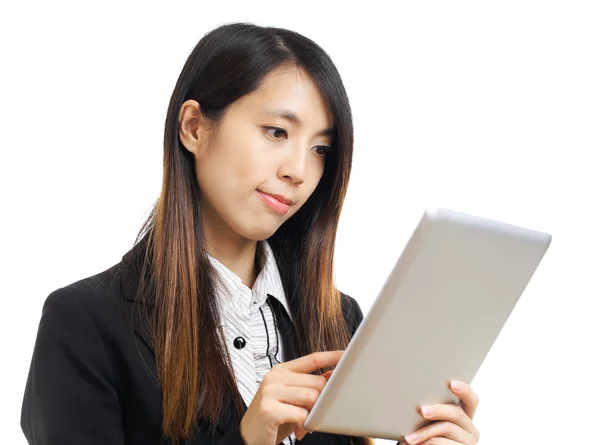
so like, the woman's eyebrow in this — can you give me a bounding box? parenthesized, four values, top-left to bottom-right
(265, 108, 335, 138)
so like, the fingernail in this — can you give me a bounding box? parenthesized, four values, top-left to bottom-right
(421, 406, 434, 417)
(405, 433, 420, 444)
(451, 380, 463, 392)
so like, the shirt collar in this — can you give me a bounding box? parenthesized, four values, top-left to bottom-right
(207, 241, 291, 318)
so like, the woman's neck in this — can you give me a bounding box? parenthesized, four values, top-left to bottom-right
(204, 229, 259, 288)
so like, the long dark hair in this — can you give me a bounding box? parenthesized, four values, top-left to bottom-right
(132, 22, 372, 444)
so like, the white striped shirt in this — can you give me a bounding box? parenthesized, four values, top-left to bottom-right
(208, 241, 296, 445)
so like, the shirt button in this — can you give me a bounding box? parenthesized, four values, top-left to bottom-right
(233, 337, 246, 349)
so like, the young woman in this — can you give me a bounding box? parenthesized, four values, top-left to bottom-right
(21, 23, 481, 445)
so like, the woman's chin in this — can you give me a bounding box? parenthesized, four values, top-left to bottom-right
(245, 227, 279, 241)
(236, 220, 283, 242)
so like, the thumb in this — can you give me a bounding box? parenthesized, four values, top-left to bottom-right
(294, 424, 308, 440)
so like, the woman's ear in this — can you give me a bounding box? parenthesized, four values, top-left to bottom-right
(178, 99, 212, 157)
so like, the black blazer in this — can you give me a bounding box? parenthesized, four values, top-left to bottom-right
(21, 240, 368, 445)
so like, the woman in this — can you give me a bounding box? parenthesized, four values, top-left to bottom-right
(21, 23, 481, 445)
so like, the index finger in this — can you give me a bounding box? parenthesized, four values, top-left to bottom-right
(450, 380, 479, 419)
(280, 350, 345, 374)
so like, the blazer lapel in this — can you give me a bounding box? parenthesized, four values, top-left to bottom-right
(268, 294, 300, 362)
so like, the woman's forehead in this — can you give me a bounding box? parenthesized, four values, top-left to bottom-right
(238, 67, 333, 128)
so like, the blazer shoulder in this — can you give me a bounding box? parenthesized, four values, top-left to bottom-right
(339, 291, 364, 336)
(22, 270, 126, 444)
(40, 262, 125, 334)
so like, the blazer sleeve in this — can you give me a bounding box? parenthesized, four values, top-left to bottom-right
(21, 287, 125, 445)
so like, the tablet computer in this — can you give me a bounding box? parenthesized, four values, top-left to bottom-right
(304, 207, 551, 440)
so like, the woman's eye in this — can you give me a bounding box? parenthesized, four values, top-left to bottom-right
(265, 126, 287, 139)
(314, 145, 332, 157)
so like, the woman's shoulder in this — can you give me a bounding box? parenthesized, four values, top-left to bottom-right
(39, 260, 130, 338)
(22, 261, 138, 445)
(339, 291, 365, 336)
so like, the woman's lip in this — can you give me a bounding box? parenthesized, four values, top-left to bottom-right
(257, 191, 290, 214)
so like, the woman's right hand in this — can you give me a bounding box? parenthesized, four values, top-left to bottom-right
(239, 350, 343, 445)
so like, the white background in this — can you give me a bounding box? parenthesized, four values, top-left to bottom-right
(1, 1, 598, 444)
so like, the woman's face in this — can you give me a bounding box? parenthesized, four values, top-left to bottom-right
(179, 65, 334, 243)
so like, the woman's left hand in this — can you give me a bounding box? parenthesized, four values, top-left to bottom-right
(403, 380, 480, 445)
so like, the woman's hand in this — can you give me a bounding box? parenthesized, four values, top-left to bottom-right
(403, 381, 480, 445)
(239, 350, 343, 445)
